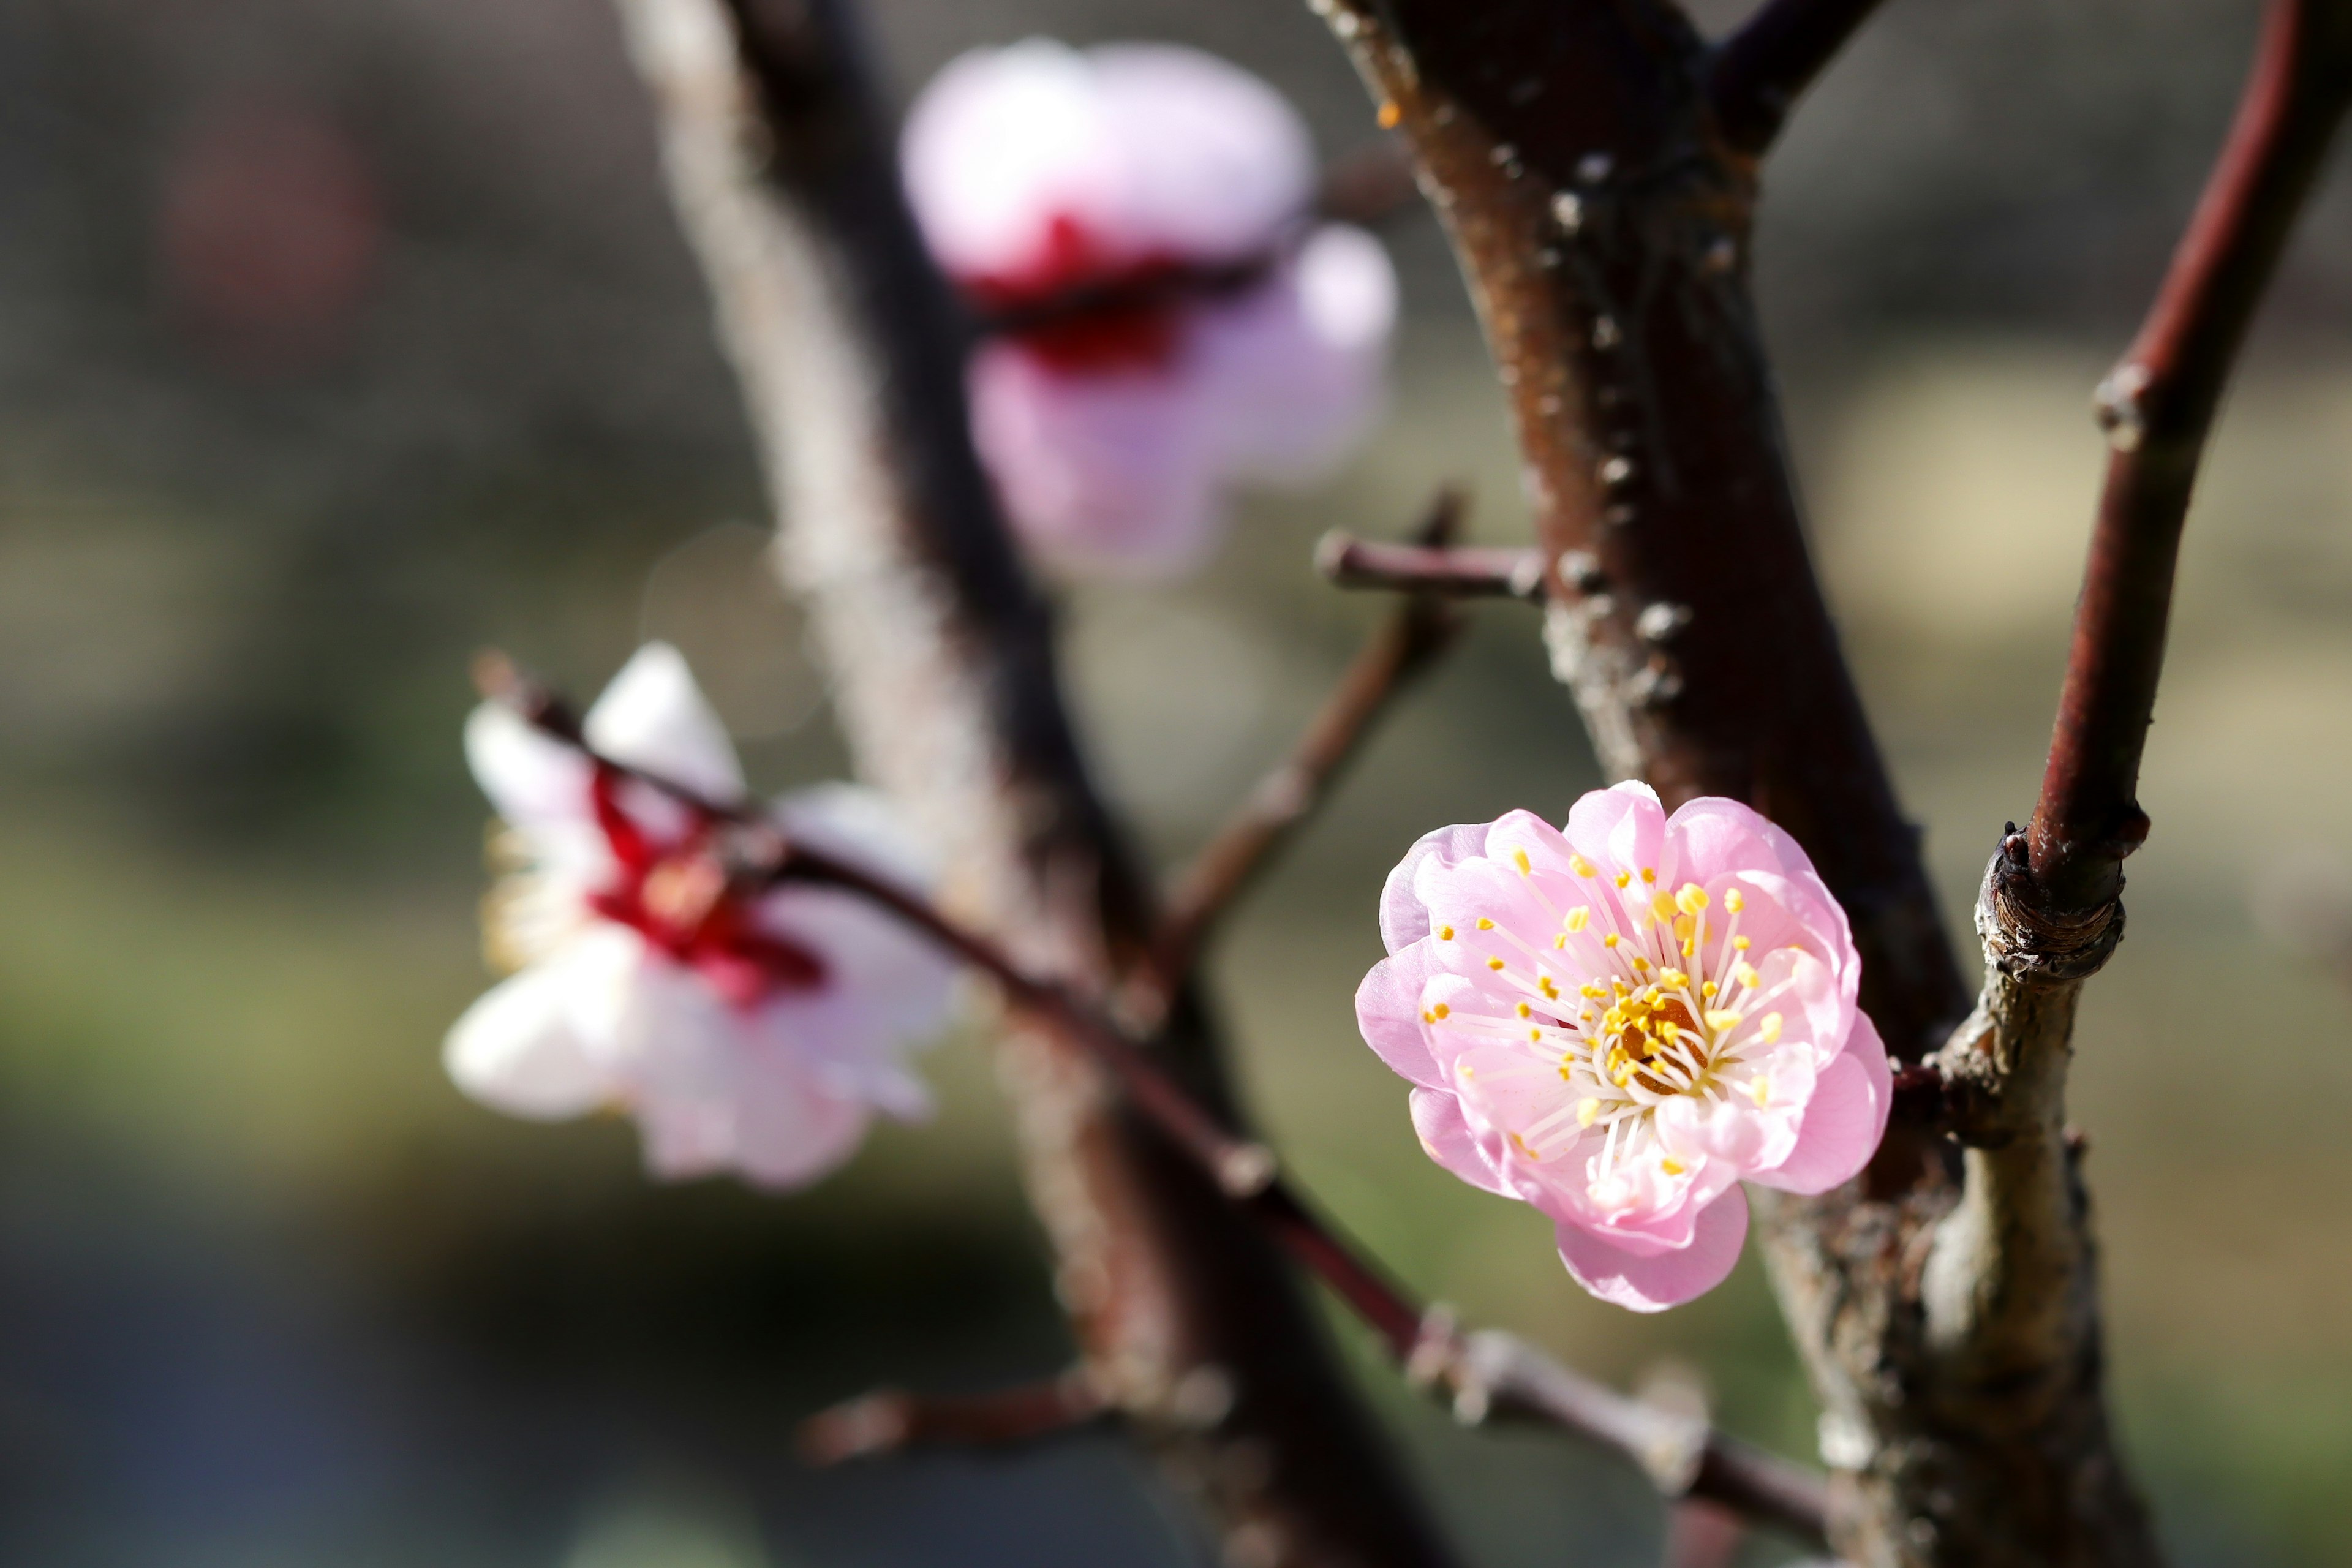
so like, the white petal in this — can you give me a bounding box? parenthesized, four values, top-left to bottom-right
(443, 957, 615, 1120)
(465, 703, 593, 828)
(583, 642, 745, 804)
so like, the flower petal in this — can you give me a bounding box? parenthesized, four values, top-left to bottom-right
(1751, 1012, 1893, 1195)
(1410, 1087, 1512, 1196)
(443, 957, 614, 1120)
(465, 702, 593, 829)
(1379, 820, 1491, 953)
(1355, 940, 1450, 1088)
(1566, 780, 1667, 883)
(583, 642, 745, 805)
(1555, 1186, 1749, 1313)
(730, 1066, 873, 1189)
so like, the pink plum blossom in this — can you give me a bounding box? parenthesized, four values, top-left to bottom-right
(1356, 782, 1891, 1311)
(902, 40, 1398, 579)
(445, 643, 956, 1189)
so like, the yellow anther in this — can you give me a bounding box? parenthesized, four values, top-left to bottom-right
(1630, 956, 1650, 973)
(1477, 916, 1496, 930)
(1651, 890, 1679, 921)
(1554, 934, 1567, 949)
(1377, 99, 1401, 128)
(1512, 848, 1532, 875)
(1421, 1010, 1434, 1024)
(1577, 1098, 1601, 1127)
(1661, 968, 1688, 988)
(1723, 889, 1744, 913)
(1640, 867, 1657, 883)
(1701, 981, 1718, 998)
(1732, 961, 1759, 987)
(1529, 1028, 1543, 1042)
(1539, 976, 1559, 999)
(1749, 1078, 1771, 1107)
(1615, 870, 1632, 889)
(1660, 1156, 1685, 1176)
(1672, 913, 1694, 941)
(1488, 956, 1506, 971)
(1602, 933, 1620, 949)
(1439, 925, 1455, 940)
(1675, 883, 1709, 914)
(1517, 1001, 1531, 1019)
(1570, 854, 1596, 877)
(1581, 983, 1606, 1000)
(1680, 937, 1695, 957)
(1703, 1009, 1743, 1032)
(1759, 1012, 1783, 1044)
(1565, 905, 1591, 933)
(1432, 1003, 1450, 1020)
(1732, 935, 1751, 951)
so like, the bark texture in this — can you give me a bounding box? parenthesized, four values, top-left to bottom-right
(1304, 1, 2161, 1561)
(612, 1, 1456, 1562)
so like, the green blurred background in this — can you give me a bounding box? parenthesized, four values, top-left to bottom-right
(4, 0, 2351, 1562)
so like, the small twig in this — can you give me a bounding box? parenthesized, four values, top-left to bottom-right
(1153, 490, 1471, 993)
(1705, 0, 1891, 156)
(2029, 0, 2352, 918)
(472, 658, 1834, 1548)
(1316, 532, 1548, 600)
(1319, 139, 1423, 227)
(799, 1370, 1110, 1464)
(1661, 1500, 1746, 1568)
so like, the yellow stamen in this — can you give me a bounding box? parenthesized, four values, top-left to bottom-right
(1439, 925, 1455, 940)
(1704, 1009, 1743, 1032)
(1517, 1002, 1531, 1019)
(1602, 933, 1620, 949)
(1615, 870, 1632, 889)
(1570, 854, 1596, 877)
(1660, 968, 1688, 988)
(1488, 957, 1506, 971)
(1749, 1078, 1771, 1107)
(1660, 1157, 1685, 1176)
(1432, 1003, 1450, 1020)
(1477, 917, 1495, 930)
(1676, 883, 1709, 914)
(1733, 935, 1751, 951)
(1724, 889, 1745, 913)
(1640, 867, 1657, 883)
(1512, 848, 1532, 875)
(1539, 976, 1559, 999)
(1701, 981, 1718, 998)
(1529, 1028, 1542, 1042)
(1759, 1012, 1783, 1044)
(1577, 1098, 1601, 1127)
(1631, 956, 1650, 973)
(1566, 905, 1590, 933)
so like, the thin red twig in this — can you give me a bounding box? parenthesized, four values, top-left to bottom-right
(799, 1370, 1110, 1464)
(1152, 491, 1471, 993)
(2029, 0, 2352, 916)
(1705, 0, 1890, 155)
(469, 656, 1834, 1548)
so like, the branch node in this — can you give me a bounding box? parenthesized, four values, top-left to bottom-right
(1978, 833, 2126, 983)
(1216, 1141, 1281, 1199)
(2092, 361, 2153, 452)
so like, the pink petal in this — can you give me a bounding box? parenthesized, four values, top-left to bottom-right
(1197, 226, 1393, 483)
(1555, 1186, 1749, 1313)
(1751, 1012, 1893, 1195)
(1565, 780, 1667, 882)
(1379, 821, 1492, 953)
(730, 1064, 873, 1189)
(582, 643, 745, 805)
(1355, 941, 1449, 1088)
(1410, 1087, 1512, 1196)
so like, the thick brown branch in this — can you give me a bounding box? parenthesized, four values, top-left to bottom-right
(799, 1371, 1112, 1464)
(1316, 532, 1548, 601)
(2030, 0, 2352, 916)
(1705, 0, 1890, 155)
(478, 668, 1834, 1548)
(1153, 492, 1471, 989)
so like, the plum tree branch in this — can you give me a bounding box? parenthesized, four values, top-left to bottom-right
(1150, 489, 1471, 995)
(2028, 0, 2352, 919)
(1705, 0, 1891, 155)
(471, 656, 1835, 1550)
(799, 1370, 1112, 1463)
(1315, 532, 1549, 601)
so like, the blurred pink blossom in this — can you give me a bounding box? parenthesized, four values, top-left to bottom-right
(902, 40, 1397, 578)
(445, 644, 955, 1189)
(1356, 783, 1890, 1311)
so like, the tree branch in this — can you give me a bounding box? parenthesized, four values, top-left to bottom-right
(799, 1371, 1112, 1464)
(610, 1, 1458, 1561)
(1152, 491, 1471, 992)
(1315, 532, 1548, 601)
(2029, 0, 2352, 918)
(1705, 0, 1890, 156)
(474, 660, 1835, 1550)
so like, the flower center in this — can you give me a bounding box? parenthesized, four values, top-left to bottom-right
(586, 767, 827, 1008)
(961, 213, 1265, 373)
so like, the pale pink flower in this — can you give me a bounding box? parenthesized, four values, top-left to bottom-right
(1356, 783, 1891, 1311)
(902, 40, 1398, 579)
(445, 643, 956, 1189)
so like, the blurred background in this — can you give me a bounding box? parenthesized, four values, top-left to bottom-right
(2, 0, 2351, 1562)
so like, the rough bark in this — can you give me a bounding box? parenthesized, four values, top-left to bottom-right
(611, 1, 1457, 1562)
(1302, 1, 2168, 1561)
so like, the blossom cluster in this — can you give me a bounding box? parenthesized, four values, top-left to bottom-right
(1357, 783, 1891, 1310)
(903, 40, 1396, 578)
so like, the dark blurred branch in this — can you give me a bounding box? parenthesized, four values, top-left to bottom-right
(2029, 0, 2352, 919)
(1661, 1500, 1745, 1568)
(1706, 0, 1890, 154)
(1150, 491, 1470, 994)
(475, 660, 1834, 1550)
(799, 1371, 1111, 1463)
